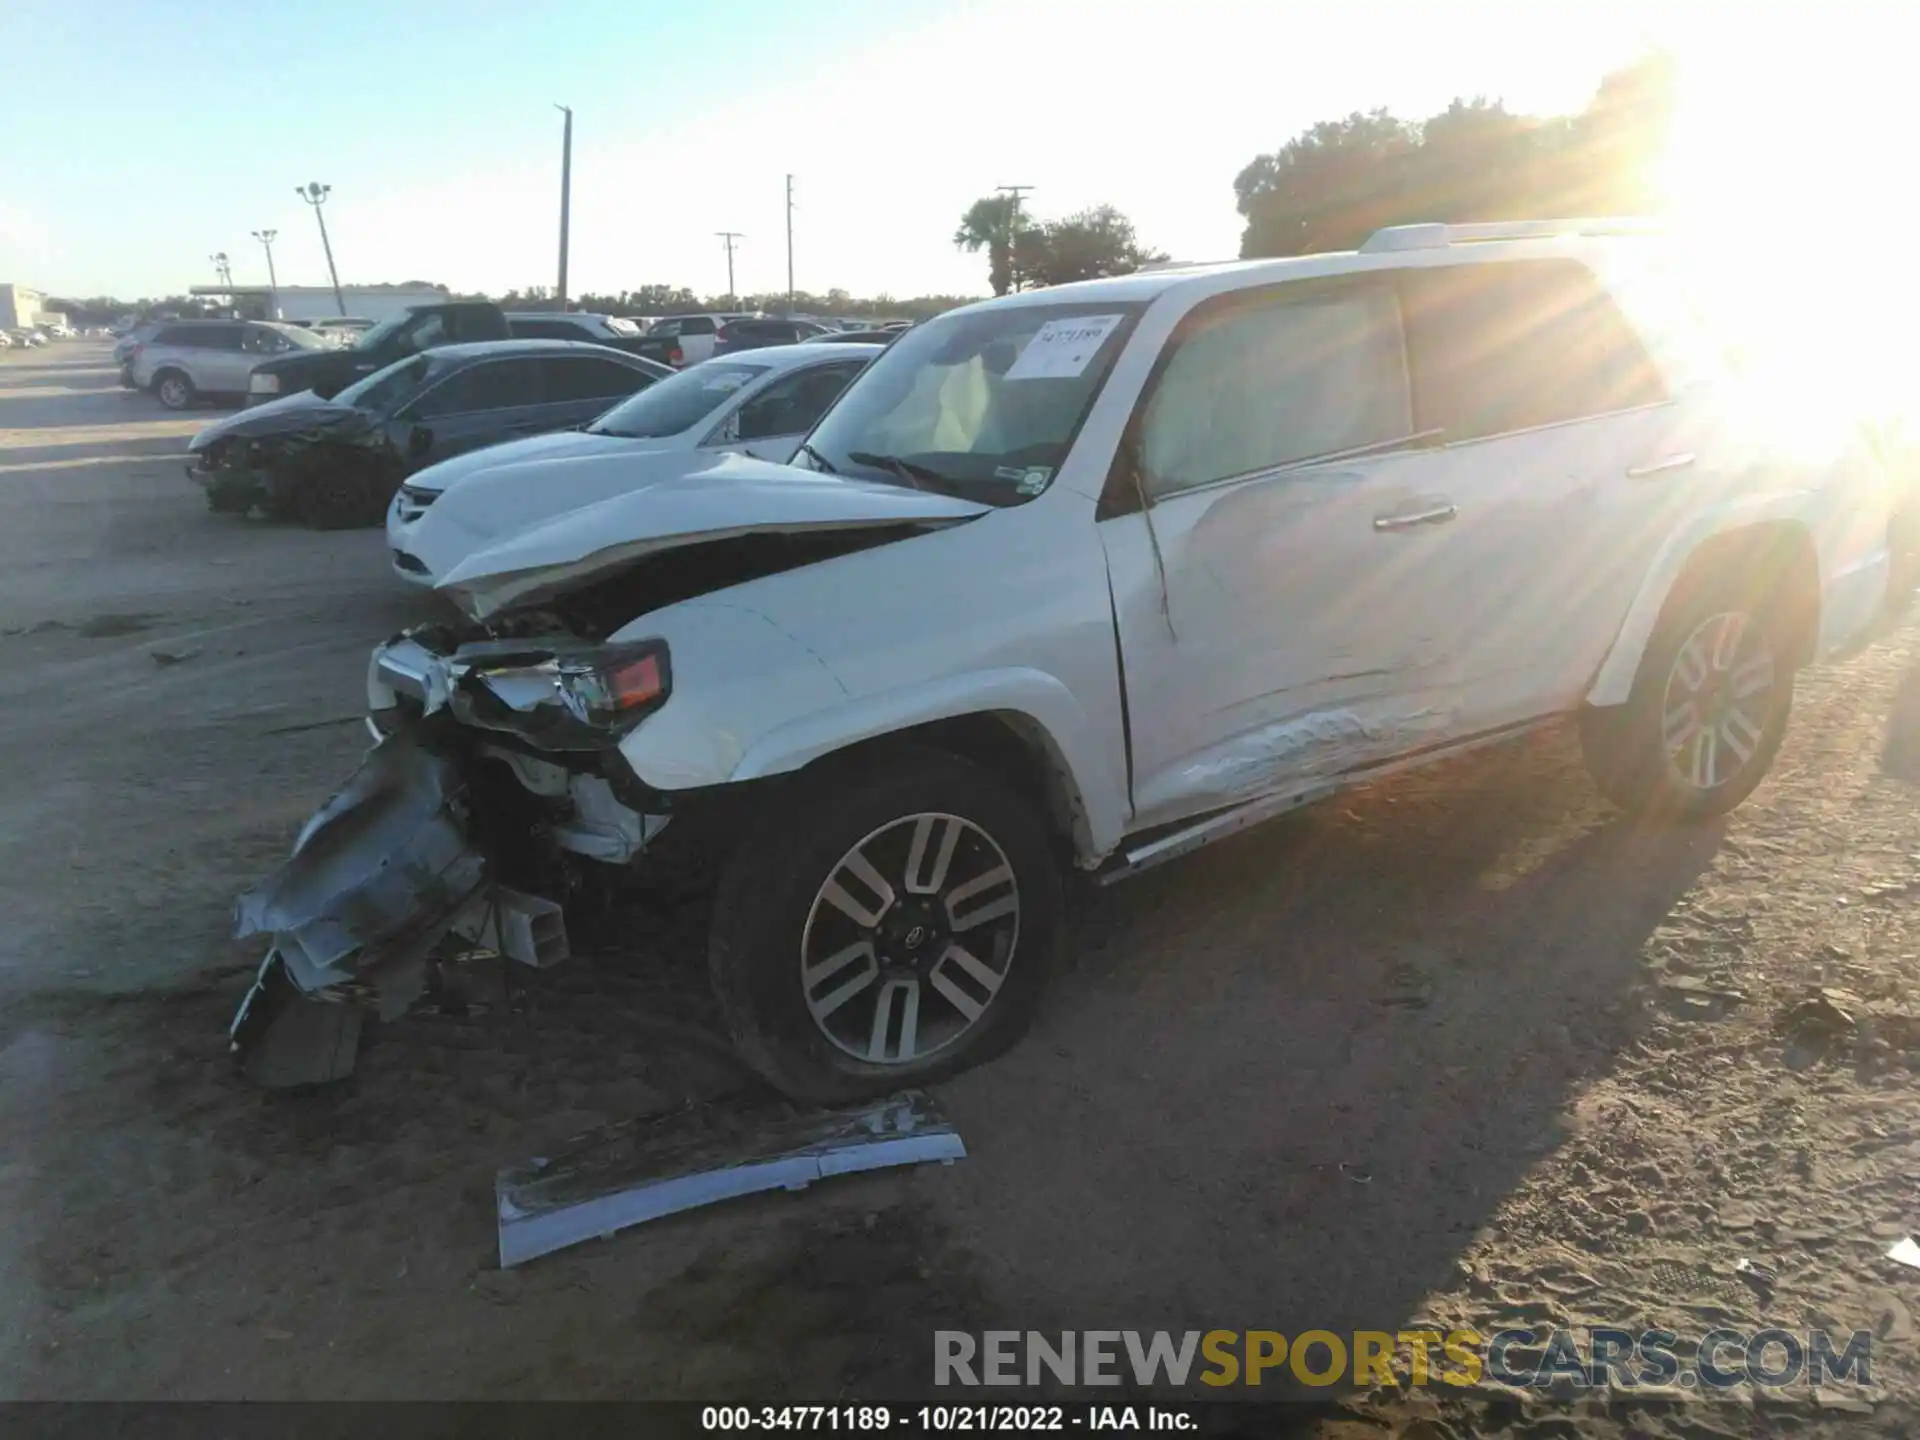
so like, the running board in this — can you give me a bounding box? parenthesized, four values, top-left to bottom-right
(1098, 716, 1555, 886)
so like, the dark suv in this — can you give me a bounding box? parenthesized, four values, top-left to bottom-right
(711, 317, 834, 356)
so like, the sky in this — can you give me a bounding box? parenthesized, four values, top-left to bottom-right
(0, 1, 1905, 304)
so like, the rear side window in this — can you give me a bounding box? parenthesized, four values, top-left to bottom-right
(541, 356, 651, 402)
(1140, 281, 1412, 495)
(411, 358, 540, 417)
(1399, 260, 1667, 441)
(157, 325, 240, 349)
(679, 317, 715, 336)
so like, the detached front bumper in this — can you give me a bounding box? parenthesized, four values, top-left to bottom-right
(229, 724, 569, 1087)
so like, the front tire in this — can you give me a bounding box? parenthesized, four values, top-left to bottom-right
(1580, 574, 1795, 820)
(708, 745, 1063, 1103)
(153, 370, 195, 410)
(296, 465, 388, 530)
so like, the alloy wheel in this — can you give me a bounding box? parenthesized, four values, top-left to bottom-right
(1661, 610, 1776, 792)
(799, 812, 1021, 1065)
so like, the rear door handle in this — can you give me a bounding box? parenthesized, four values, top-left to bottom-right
(1627, 453, 1695, 479)
(1373, 501, 1458, 532)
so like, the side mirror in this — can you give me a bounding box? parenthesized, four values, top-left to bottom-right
(408, 425, 434, 458)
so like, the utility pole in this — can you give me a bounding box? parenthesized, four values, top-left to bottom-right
(716, 231, 743, 306)
(295, 182, 346, 316)
(251, 230, 280, 316)
(997, 185, 1034, 290)
(555, 104, 573, 309)
(785, 174, 795, 305)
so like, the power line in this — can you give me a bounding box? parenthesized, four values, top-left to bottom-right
(555, 105, 573, 308)
(716, 231, 744, 305)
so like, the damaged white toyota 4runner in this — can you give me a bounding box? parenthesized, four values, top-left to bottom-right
(233, 220, 1895, 1100)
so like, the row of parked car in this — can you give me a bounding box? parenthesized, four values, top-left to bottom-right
(227, 220, 1911, 1113)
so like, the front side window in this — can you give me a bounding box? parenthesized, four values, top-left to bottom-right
(1139, 283, 1411, 495)
(800, 300, 1141, 502)
(1399, 259, 1667, 441)
(586, 361, 769, 438)
(733, 362, 868, 440)
(409, 359, 538, 418)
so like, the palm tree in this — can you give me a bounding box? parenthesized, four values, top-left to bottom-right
(953, 195, 1020, 296)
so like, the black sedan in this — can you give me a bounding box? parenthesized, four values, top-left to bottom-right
(184, 340, 671, 528)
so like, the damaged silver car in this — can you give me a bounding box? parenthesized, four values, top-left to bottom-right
(235, 220, 1896, 1100)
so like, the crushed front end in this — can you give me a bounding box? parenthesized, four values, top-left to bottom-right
(230, 612, 681, 1087)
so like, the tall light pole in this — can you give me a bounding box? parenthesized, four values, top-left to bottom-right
(555, 104, 573, 309)
(716, 231, 743, 306)
(997, 184, 1034, 291)
(295, 182, 346, 316)
(209, 251, 232, 289)
(784, 174, 795, 305)
(251, 229, 280, 317)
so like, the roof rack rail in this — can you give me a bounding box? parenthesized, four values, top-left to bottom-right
(1359, 218, 1661, 253)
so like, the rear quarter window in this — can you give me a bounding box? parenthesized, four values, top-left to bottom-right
(1399, 259, 1668, 441)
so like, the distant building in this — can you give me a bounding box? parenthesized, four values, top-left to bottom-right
(188, 283, 451, 323)
(0, 284, 46, 331)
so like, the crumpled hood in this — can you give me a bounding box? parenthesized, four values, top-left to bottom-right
(405, 427, 666, 496)
(188, 391, 359, 451)
(434, 453, 988, 618)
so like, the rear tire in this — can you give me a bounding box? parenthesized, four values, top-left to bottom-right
(708, 744, 1063, 1104)
(1580, 571, 1795, 820)
(153, 370, 195, 410)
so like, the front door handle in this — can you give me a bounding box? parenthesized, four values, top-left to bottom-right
(1627, 452, 1696, 479)
(1373, 501, 1458, 532)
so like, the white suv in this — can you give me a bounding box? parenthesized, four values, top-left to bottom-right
(234, 219, 1894, 1099)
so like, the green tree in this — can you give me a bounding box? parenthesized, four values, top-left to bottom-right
(953, 194, 1022, 296)
(1020, 206, 1167, 287)
(1232, 53, 1679, 258)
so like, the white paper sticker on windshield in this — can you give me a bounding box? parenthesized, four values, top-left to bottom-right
(1003, 314, 1125, 380)
(703, 373, 751, 392)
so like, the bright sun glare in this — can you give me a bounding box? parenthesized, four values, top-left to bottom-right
(1656, 23, 1918, 434)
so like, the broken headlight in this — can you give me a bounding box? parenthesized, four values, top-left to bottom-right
(452, 640, 672, 750)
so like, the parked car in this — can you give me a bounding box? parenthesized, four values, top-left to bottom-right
(506, 311, 686, 368)
(640, 312, 757, 366)
(232, 218, 1896, 1101)
(129, 320, 328, 409)
(0, 332, 12, 349)
(387, 343, 880, 585)
(810, 328, 904, 346)
(185, 340, 670, 528)
(712, 317, 835, 356)
(244, 301, 512, 405)
(10, 329, 47, 348)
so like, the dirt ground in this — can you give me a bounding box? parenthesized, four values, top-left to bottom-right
(4, 343, 1920, 1434)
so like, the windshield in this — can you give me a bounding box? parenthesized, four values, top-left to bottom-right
(795, 300, 1141, 502)
(350, 312, 425, 353)
(333, 354, 433, 413)
(267, 323, 326, 351)
(586, 360, 769, 438)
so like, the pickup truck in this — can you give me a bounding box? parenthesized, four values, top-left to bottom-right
(230, 220, 1897, 1103)
(244, 301, 510, 404)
